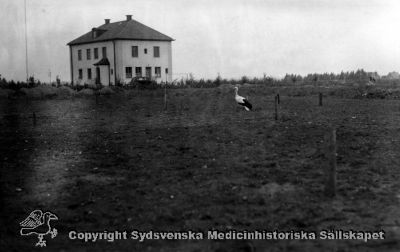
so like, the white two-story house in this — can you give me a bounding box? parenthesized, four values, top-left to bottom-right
(67, 15, 174, 85)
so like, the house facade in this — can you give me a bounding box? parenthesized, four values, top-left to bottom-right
(67, 15, 173, 85)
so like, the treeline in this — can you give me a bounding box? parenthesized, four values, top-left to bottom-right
(0, 74, 279, 89)
(0, 75, 62, 90)
(175, 69, 374, 88)
(173, 74, 279, 88)
(0, 75, 36, 89)
(282, 69, 375, 83)
(0, 69, 384, 90)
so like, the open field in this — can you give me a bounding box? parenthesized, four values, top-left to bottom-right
(1, 85, 400, 251)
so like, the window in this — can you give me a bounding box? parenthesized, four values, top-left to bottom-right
(78, 69, 83, 79)
(125, 67, 132, 78)
(153, 46, 160, 57)
(155, 67, 161, 77)
(132, 46, 138, 57)
(78, 50, 82, 61)
(94, 48, 98, 59)
(144, 48, 147, 54)
(86, 49, 91, 60)
(165, 68, 168, 74)
(102, 47, 107, 58)
(135, 67, 142, 77)
(87, 68, 92, 79)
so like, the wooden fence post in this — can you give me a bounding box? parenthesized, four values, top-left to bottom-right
(33, 112, 36, 126)
(319, 93, 323, 106)
(164, 84, 167, 111)
(324, 129, 337, 197)
(274, 95, 278, 120)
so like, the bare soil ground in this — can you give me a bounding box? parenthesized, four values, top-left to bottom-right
(1, 86, 400, 251)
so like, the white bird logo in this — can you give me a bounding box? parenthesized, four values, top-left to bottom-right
(19, 210, 58, 247)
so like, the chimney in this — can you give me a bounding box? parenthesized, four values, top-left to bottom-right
(92, 28, 97, 38)
(105, 19, 110, 24)
(126, 15, 132, 21)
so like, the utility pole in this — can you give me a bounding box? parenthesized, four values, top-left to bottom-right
(24, 0, 29, 84)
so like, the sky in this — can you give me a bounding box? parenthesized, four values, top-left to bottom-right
(1, 0, 400, 82)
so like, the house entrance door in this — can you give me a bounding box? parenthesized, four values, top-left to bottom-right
(96, 67, 101, 84)
(145, 67, 152, 79)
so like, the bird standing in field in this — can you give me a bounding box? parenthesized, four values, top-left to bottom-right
(234, 86, 253, 111)
(20, 210, 58, 247)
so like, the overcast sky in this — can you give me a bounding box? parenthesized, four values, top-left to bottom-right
(1, 0, 400, 82)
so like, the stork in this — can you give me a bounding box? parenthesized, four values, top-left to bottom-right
(234, 86, 253, 111)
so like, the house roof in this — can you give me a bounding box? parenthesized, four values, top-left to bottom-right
(93, 58, 110, 66)
(67, 18, 174, 46)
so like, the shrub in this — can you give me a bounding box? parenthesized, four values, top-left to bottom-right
(128, 78, 160, 89)
(77, 89, 95, 96)
(0, 89, 14, 98)
(98, 87, 114, 95)
(57, 86, 76, 97)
